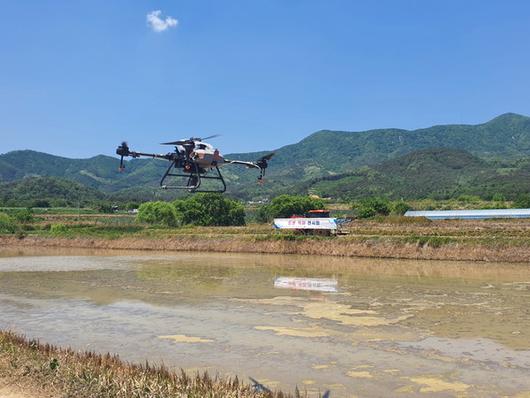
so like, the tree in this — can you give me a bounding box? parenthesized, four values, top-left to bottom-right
(515, 193, 530, 208)
(32, 199, 50, 208)
(0, 213, 18, 234)
(13, 208, 34, 223)
(96, 203, 114, 214)
(137, 201, 179, 227)
(492, 193, 506, 202)
(255, 205, 271, 223)
(125, 201, 140, 211)
(257, 195, 325, 222)
(392, 200, 411, 216)
(354, 197, 391, 219)
(173, 193, 245, 226)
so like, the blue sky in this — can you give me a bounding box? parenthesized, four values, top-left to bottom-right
(1, 0, 529, 158)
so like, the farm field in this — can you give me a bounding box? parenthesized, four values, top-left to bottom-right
(3, 208, 530, 262)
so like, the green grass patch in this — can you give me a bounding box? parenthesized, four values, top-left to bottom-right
(42, 224, 146, 239)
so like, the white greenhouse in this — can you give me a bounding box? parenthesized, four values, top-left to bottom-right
(404, 208, 530, 220)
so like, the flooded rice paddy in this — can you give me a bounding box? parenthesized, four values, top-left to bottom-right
(1, 247, 529, 397)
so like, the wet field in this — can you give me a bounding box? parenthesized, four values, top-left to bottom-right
(0, 248, 529, 397)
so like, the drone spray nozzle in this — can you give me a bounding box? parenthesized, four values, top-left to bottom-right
(118, 157, 125, 172)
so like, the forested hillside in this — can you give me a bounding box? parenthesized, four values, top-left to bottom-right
(1, 113, 530, 202)
(225, 112, 530, 183)
(302, 148, 530, 200)
(0, 177, 105, 207)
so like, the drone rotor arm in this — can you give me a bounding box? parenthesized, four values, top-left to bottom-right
(225, 154, 274, 182)
(224, 159, 261, 170)
(118, 149, 173, 161)
(130, 151, 174, 160)
(116, 142, 175, 171)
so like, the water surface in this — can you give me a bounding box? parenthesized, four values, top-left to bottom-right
(1, 247, 529, 397)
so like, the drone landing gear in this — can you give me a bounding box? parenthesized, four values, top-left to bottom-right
(160, 162, 227, 193)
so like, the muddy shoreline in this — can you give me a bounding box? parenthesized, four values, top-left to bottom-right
(2, 235, 530, 263)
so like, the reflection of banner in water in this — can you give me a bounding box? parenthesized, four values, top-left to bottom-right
(273, 218, 338, 230)
(274, 277, 338, 293)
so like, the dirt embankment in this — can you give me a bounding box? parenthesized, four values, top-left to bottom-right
(1, 234, 530, 262)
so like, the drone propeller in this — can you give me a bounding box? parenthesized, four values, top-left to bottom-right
(257, 152, 275, 168)
(161, 140, 188, 146)
(199, 134, 220, 141)
(259, 152, 275, 162)
(161, 134, 220, 146)
(256, 152, 274, 181)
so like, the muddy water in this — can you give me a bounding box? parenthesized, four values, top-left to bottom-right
(0, 248, 529, 397)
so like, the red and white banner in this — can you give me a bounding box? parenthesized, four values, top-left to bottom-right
(273, 218, 338, 230)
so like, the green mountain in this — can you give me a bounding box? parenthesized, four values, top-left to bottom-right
(0, 176, 105, 207)
(0, 150, 168, 191)
(226, 112, 530, 183)
(302, 148, 530, 200)
(1, 113, 530, 201)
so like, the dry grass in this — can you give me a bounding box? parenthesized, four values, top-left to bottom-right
(0, 331, 300, 398)
(1, 232, 530, 262)
(4, 217, 530, 262)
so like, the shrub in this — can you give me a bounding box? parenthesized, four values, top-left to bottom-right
(255, 205, 271, 223)
(137, 201, 179, 227)
(32, 199, 50, 208)
(96, 203, 115, 214)
(257, 195, 325, 222)
(515, 193, 530, 208)
(392, 200, 412, 216)
(0, 213, 18, 234)
(125, 202, 140, 211)
(13, 208, 34, 223)
(354, 197, 391, 219)
(457, 194, 480, 203)
(50, 223, 69, 235)
(173, 193, 245, 226)
(492, 193, 506, 202)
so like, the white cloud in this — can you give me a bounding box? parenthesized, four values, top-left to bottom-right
(146, 10, 178, 32)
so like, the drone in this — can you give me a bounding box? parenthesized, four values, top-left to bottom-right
(116, 135, 274, 193)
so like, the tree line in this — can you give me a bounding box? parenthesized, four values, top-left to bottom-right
(135, 194, 415, 227)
